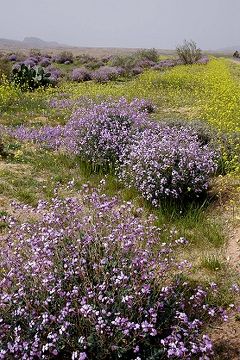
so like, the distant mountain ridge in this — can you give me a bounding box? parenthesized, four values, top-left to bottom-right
(0, 37, 69, 49)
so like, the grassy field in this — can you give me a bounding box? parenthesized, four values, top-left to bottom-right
(0, 57, 240, 359)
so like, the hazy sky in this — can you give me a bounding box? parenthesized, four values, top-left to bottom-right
(1, 0, 240, 49)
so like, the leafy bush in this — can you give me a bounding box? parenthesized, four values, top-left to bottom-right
(55, 51, 74, 64)
(119, 125, 218, 204)
(136, 48, 159, 62)
(110, 54, 139, 74)
(111, 51, 158, 74)
(12, 63, 52, 91)
(0, 184, 225, 359)
(176, 40, 202, 65)
(71, 67, 92, 82)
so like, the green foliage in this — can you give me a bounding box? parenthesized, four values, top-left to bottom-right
(0, 58, 11, 83)
(201, 254, 224, 271)
(136, 48, 159, 62)
(12, 63, 52, 91)
(110, 48, 158, 73)
(176, 40, 202, 64)
(110, 54, 138, 73)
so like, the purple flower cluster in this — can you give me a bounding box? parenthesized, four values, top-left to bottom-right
(153, 59, 183, 70)
(153, 57, 208, 71)
(23, 56, 39, 68)
(196, 57, 209, 65)
(49, 96, 94, 111)
(8, 54, 17, 62)
(136, 59, 156, 68)
(12, 55, 53, 73)
(63, 98, 152, 167)
(132, 66, 144, 75)
(119, 125, 218, 204)
(9, 124, 64, 150)
(71, 67, 91, 82)
(39, 57, 51, 67)
(46, 67, 62, 84)
(0, 184, 224, 359)
(92, 66, 125, 82)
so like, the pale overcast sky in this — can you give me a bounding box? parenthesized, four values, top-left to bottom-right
(1, 0, 240, 49)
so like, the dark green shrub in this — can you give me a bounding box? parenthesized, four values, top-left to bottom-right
(176, 40, 202, 64)
(12, 63, 52, 91)
(233, 51, 240, 58)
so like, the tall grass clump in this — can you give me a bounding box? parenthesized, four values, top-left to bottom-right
(0, 184, 227, 359)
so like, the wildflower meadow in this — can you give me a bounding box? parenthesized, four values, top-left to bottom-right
(0, 47, 239, 359)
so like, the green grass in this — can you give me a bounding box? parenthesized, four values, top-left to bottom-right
(201, 254, 225, 271)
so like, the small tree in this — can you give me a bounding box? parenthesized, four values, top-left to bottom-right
(176, 40, 202, 64)
(233, 51, 240, 58)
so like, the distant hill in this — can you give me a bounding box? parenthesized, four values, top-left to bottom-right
(0, 37, 177, 57)
(0, 37, 68, 50)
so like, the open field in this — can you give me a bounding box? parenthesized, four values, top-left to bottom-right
(0, 51, 240, 359)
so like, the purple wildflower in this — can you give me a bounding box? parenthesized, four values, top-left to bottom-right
(71, 68, 91, 82)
